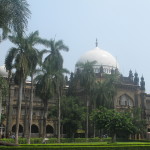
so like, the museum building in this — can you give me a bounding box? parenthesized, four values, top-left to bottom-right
(1, 41, 150, 138)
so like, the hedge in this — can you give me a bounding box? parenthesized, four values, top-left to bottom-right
(0, 137, 111, 144)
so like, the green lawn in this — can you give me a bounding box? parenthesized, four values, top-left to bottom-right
(20, 142, 150, 146)
(0, 142, 150, 150)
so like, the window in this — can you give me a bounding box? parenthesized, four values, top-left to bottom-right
(21, 109, 25, 115)
(146, 100, 150, 109)
(12, 124, 23, 133)
(33, 111, 36, 116)
(94, 68, 99, 73)
(46, 125, 54, 133)
(119, 94, 133, 107)
(31, 124, 39, 133)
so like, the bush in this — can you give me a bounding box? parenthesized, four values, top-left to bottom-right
(0, 137, 112, 144)
(30, 138, 43, 144)
(0, 138, 15, 143)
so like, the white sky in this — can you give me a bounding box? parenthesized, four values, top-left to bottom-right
(1, 0, 150, 92)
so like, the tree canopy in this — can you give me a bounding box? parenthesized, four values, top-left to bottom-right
(61, 96, 85, 138)
(0, 0, 31, 40)
(91, 107, 136, 142)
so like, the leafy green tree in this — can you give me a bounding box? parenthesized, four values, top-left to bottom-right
(0, 0, 31, 40)
(76, 61, 96, 139)
(130, 108, 147, 138)
(61, 96, 85, 138)
(91, 107, 136, 142)
(5, 33, 30, 144)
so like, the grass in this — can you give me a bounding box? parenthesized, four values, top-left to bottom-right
(20, 142, 150, 145)
(1, 141, 150, 149)
(18, 142, 150, 148)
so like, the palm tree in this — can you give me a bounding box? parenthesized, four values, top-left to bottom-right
(5, 33, 30, 144)
(42, 39, 69, 72)
(35, 66, 69, 142)
(5, 49, 15, 138)
(76, 61, 96, 140)
(42, 39, 69, 142)
(90, 75, 117, 138)
(0, 0, 31, 40)
(52, 68, 69, 142)
(25, 31, 47, 144)
(35, 64, 54, 139)
(95, 74, 117, 109)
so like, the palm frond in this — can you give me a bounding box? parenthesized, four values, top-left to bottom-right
(0, 0, 31, 34)
(55, 40, 69, 52)
(5, 47, 18, 70)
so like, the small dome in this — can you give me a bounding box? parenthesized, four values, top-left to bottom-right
(0, 65, 8, 77)
(76, 47, 119, 74)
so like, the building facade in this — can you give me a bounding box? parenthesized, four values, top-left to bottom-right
(1, 43, 150, 138)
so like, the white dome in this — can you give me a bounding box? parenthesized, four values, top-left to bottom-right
(0, 65, 8, 77)
(76, 47, 119, 74)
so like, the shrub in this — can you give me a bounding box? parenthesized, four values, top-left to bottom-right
(0, 137, 112, 144)
(0, 138, 15, 143)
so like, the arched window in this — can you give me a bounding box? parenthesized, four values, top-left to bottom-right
(31, 124, 39, 133)
(119, 94, 133, 107)
(12, 124, 23, 133)
(46, 125, 54, 133)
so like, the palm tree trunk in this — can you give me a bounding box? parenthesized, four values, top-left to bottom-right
(0, 90, 2, 126)
(22, 87, 28, 138)
(6, 71, 12, 138)
(93, 99, 96, 138)
(86, 96, 89, 141)
(58, 88, 61, 143)
(93, 122, 96, 138)
(43, 100, 48, 139)
(23, 93, 28, 137)
(112, 133, 116, 143)
(15, 78, 23, 144)
(27, 74, 34, 144)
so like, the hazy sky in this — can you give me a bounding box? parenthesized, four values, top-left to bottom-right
(1, 0, 150, 92)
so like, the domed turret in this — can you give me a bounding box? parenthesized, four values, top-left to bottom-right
(134, 72, 139, 86)
(76, 43, 119, 74)
(0, 65, 8, 77)
(129, 70, 133, 82)
(140, 76, 145, 91)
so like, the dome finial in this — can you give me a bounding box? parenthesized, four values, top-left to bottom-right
(96, 38, 98, 47)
